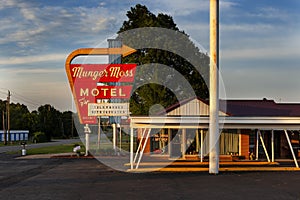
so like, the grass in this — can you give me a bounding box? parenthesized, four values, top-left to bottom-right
(0, 141, 33, 147)
(25, 142, 85, 155)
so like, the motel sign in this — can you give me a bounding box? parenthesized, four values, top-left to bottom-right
(65, 46, 137, 124)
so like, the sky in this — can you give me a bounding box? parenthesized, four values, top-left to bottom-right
(0, 0, 299, 111)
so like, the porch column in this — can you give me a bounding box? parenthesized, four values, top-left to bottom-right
(168, 129, 171, 156)
(284, 130, 299, 168)
(200, 129, 204, 162)
(256, 130, 259, 160)
(195, 129, 200, 154)
(271, 130, 274, 162)
(130, 127, 134, 169)
(112, 123, 117, 152)
(182, 128, 186, 159)
(258, 130, 271, 162)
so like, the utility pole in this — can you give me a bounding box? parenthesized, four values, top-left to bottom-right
(2, 111, 6, 145)
(7, 90, 11, 144)
(209, 0, 220, 174)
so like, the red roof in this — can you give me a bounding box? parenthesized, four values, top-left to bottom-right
(162, 97, 300, 117)
(222, 99, 300, 117)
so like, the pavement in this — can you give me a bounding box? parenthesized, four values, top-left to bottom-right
(0, 152, 300, 200)
(1, 141, 300, 200)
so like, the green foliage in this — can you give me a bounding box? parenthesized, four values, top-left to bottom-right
(0, 99, 77, 142)
(32, 131, 48, 143)
(118, 4, 209, 115)
(26, 142, 85, 155)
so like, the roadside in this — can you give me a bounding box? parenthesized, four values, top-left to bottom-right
(0, 139, 81, 154)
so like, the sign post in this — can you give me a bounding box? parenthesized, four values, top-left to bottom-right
(66, 45, 137, 155)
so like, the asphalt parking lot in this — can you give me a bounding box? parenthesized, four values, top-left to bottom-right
(1, 153, 300, 200)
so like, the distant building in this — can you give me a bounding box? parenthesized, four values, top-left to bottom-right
(0, 130, 29, 142)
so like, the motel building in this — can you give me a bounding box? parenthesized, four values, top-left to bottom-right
(128, 97, 300, 170)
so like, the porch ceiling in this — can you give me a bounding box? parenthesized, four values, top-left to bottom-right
(130, 116, 300, 130)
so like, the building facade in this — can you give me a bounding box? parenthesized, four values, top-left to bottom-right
(130, 98, 300, 167)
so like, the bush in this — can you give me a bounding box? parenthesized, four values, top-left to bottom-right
(32, 132, 48, 143)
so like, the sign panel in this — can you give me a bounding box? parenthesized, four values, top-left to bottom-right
(88, 103, 129, 116)
(66, 63, 137, 124)
(70, 64, 137, 83)
(76, 86, 132, 100)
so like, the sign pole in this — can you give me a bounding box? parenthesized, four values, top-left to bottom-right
(84, 124, 91, 156)
(209, 0, 220, 174)
(97, 116, 101, 149)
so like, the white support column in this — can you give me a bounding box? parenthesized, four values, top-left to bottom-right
(130, 127, 134, 170)
(284, 130, 299, 168)
(195, 129, 200, 154)
(136, 129, 151, 169)
(134, 128, 147, 163)
(271, 130, 274, 162)
(97, 117, 101, 149)
(182, 128, 186, 159)
(209, 0, 220, 175)
(168, 129, 171, 156)
(258, 130, 270, 162)
(119, 125, 122, 151)
(256, 130, 259, 160)
(238, 129, 242, 156)
(200, 130, 204, 162)
(112, 123, 117, 152)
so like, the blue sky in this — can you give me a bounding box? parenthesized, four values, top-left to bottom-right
(0, 0, 299, 111)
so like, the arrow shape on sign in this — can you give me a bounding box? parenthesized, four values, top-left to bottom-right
(65, 45, 137, 65)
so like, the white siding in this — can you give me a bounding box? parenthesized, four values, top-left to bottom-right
(167, 98, 227, 116)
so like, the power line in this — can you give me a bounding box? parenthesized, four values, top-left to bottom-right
(0, 88, 43, 108)
(11, 94, 41, 107)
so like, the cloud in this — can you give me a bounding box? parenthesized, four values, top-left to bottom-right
(151, 0, 237, 17)
(220, 23, 275, 33)
(0, 0, 17, 10)
(221, 47, 297, 60)
(0, 54, 66, 65)
(0, 1, 123, 57)
(247, 6, 290, 21)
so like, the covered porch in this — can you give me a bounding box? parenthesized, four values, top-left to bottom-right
(129, 116, 300, 170)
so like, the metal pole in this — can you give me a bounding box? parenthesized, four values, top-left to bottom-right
(200, 129, 204, 162)
(130, 127, 134, 169)
(284, 130, 299, 168)
(112, 123, 117, 152)
(271, 130, 274, 162)
(168, 129, 171, 156)
(258, 130, 270, 162)
(195, 129, 199, 155)
(7, 90, 10, 143)
(136, 129, 151, 169)
(119, 125, 122, 150)
(182, 128, 186, 159)
(209, 0, 220, 174)
(2, 111, 6, 145)
(256, 130, 259, 160)
(97, 117, 101, 149)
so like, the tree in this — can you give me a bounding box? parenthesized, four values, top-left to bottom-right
(62, 111, 78, 138)
(37, 104, 62, 141)
(118, 4, 209, 115)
